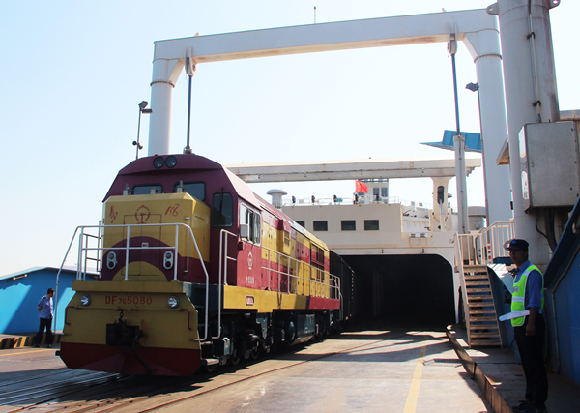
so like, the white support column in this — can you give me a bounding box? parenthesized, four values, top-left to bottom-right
(464, 28, 512, 225)
(148, 58, 184, 156)
(431, 177, 452, 231)
(454, 133, 469, 234)
(497, 0, 560, 268)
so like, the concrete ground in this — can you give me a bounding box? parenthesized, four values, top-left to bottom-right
(447, 325, 580, 413)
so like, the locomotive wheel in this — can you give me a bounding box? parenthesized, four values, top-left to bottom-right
(249, 346, 260, 360)
(229, 349, 241, 366)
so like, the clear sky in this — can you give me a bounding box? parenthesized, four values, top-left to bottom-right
(1, 1, 578, 276)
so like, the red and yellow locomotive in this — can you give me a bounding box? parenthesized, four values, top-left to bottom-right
(60, 154, 342, 375)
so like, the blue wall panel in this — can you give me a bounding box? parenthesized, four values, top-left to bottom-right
(0, 269, 85, 334)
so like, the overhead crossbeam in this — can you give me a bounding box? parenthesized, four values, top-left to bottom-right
(153, 9, 494, 63)
(225, 158, 481, 183)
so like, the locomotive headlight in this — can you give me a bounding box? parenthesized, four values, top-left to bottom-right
(165, 155, 177, 168)
(163, 251, 174, 269)
(80, 294, 91, 307)
(167, 296, 180, 309)
(153, 157, 165, 168)
(106, 251, 117, 270)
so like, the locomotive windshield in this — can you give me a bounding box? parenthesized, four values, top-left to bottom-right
(132, 185, 162, 194)
(212, 192, 233, 227)
(173, 181, 206, 201)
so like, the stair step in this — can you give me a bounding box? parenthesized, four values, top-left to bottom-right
(465, 280, 491, 286)
(467, 300, 495, 306)
(471, 317, 498, 322)
(470, 332, 500, 338)
(465, 288, 491, 293)
(471, 340, 502, 347)
(469, 310, 497, 315)
(467, 295, 493, 300)
(463, 265, 488, 272)
(464, 275, 489, 280)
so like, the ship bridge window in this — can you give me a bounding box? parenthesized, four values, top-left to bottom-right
(341, 220, 356, 231)
(240, 203, 261, 244)
(213, 192, 233, 227)
(364, 220, 379, 230)
(132, 185, 162, 195)
(173, 181, 206, 201)
(313, 221, 328, 231)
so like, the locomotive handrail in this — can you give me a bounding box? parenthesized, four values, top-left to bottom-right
(217, 229, 238, 339)
(55, 222, 211, 341)
(260, 246, 340, 300)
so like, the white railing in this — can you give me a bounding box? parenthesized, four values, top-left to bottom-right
(456, 221, 515, 267)
(55, 222, 210, 340)
(454, 232, 471, 343)
(261, 246, 341, 301)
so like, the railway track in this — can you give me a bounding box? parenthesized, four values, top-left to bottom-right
(0, 331, 404, 413)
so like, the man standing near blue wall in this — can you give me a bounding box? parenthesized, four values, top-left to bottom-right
(35, 287, 54, 348)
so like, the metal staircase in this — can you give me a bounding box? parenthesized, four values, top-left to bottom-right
(454, 221, 514, 348)
(462, 265, 502, 346)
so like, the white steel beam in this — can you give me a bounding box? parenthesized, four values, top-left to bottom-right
(148, 9, 498, 157)
(225, 158, 480, 183)
(153, 10, 496, 63)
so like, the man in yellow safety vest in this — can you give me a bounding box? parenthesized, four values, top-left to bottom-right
(502, 239, 548, 413)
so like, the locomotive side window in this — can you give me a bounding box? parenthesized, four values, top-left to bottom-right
(173, 181, 206, 201)
(132, 185, 162, 195)
(212, 192, 233, 227)
(240, 203, 261, 244)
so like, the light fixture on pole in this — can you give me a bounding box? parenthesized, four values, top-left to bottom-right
(133, 101, 153, 160)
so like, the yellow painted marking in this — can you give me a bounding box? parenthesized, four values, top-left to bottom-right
(403, 340, 427, 413)
(0, 348, 54, 357)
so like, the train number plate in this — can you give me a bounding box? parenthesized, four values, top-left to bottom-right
(105, 295, 153, 306)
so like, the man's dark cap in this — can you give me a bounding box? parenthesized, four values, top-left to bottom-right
(504, 238, 529, 251)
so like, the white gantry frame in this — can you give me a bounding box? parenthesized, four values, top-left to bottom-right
(147, 8, 511, 224)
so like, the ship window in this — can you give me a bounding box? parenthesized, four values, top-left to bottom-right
(313, 221, 328, 231)
(173, 181, 205, 201)
(296, 221, 305, 227)
(364, 220, 379, 230)
(132, 185, 162, 195)
(213, 192, 233, 227)
(341, 220, 356, 231)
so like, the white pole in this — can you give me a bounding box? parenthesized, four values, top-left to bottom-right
(497, 0, 559, 269)
(469, 28, 513, 224)
(454, 133, 469, 234)
(148, 58, 184, 157)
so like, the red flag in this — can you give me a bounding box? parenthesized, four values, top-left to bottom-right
(356, 180, 369, 193)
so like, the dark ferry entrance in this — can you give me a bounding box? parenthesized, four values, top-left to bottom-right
(343, 254, 455, 329)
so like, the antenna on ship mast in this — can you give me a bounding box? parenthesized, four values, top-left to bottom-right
(314, 6, 316, 24)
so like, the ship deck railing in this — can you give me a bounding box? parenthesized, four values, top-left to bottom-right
(282, 195, 432, 209)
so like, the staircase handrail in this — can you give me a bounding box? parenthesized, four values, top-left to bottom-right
(454, 232, 472, 344)
(477, 220, 515, 264)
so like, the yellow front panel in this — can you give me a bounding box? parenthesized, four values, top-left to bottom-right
(63, 281, 200, 350)
(102, 193, 210, 280)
